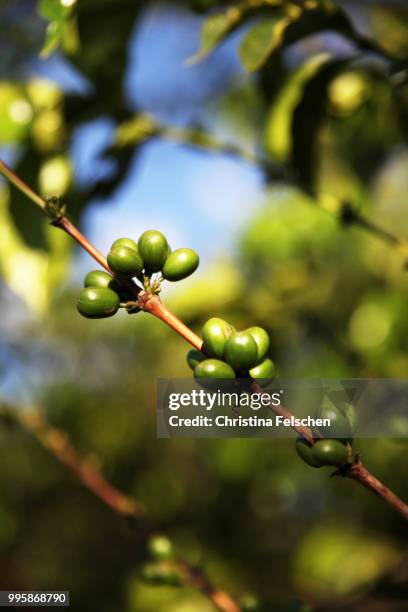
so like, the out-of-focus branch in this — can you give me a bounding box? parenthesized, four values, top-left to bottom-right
(0, 405, 241, 612)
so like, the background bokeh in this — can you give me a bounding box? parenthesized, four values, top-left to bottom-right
(0, 1, 408, 610)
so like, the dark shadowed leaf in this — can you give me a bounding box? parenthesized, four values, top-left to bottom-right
(239, 3, 392, 74)
(290, 58, 351, 194)
(7, 145, 49, 250)
(70, 0, 142, 116)
(265, 53, 332, 163)
(261, 4, 385, 59)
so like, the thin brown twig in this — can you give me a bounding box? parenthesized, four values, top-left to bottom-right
(138, 292, 408, 521)
(1, 160, 407, 522)
(19, 408, 147, 519)
(345, 461, 408, 521)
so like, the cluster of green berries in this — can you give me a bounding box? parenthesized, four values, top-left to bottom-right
(77, 230, 199, 319)
(187, 318, 276, 382)
(296, 397, 358, 469)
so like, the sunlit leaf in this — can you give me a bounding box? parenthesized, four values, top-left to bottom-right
(239, 17, 285, 72)
(190, 8, 244, 62)
(38, 0, 77, 58)
(0, 83, 33, 144)
(264, 4, 383, 58)
(40, 19, 65, 58)
(239, 3, 389, 73)
(0, 188, 71, 314)
(38, 0, 67, 22)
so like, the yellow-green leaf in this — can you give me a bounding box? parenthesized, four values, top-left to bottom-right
(0, 187, 71, 314)
(189, 7, 244, 63)
(239, 17, 287, 72)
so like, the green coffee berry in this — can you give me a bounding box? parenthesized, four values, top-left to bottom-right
(84, 270, 112, 289)
(224, 331, 258, 372)
(147, 535, 174, 561)
(316, 398, 356, 440)
(108, 278, 135, 303)
(77, 287, 120, 319)
(107, 245, 143, 277)
(311, 439, 350, 467)
(186, 349, 205, 371)
(246, 327, 270, 363)
(111, 237, 139, 252)
(249, 358, 276, 382)
(194, 359, 236, 379)
(202, 317, 234, 359)
(162, 248, 199, 281)
(295, 438, 322, 468)
(138, 229, 168, 272)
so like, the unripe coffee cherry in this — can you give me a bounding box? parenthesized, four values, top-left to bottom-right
(224, 331, 258, 372)
(194, 359, 236, 379)
(83, 269, 135, 301)
(316, 398, 357, 440)
(186, 349, 205, 370)
(202, 318, 234, 359)
(147, 535, 174, 561)
(162, 248, 199, 281)
(246, 327, 270, 363)
(249, 358, 276, 382)
(311, 439, 349, 467)
(77, 287, 120, 319)
(138, 229, 168, 272)
(111, 237, 139, 252)
(295, 438, 322, 468)
(107, 245, 143, 277)
(84, 269, 112, 289)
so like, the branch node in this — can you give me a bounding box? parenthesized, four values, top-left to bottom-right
(45, 195, 67, 223)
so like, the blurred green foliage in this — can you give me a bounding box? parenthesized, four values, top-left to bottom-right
(1, 1, 408, 611)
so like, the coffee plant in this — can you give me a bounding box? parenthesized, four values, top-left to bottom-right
(1, 1, 408, 610)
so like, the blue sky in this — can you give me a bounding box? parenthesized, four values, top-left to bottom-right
(31, 2, 265, 278)
(0, 2, 265, 402)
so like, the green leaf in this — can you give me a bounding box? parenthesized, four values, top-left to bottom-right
(7, 146, 49, 250)
(277, 4, 384, 57)
(38, 0, 67, 22)
(38, 0, 75, 58)
(265, 53, 332, 163)
(239, 17, 284, 72)
(40, 19, 65, 58)
(239, 4, 389, 73)
(190, 6, 246, 63)
(291, 58, 351, 194)
(0, 189, 71, 314)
